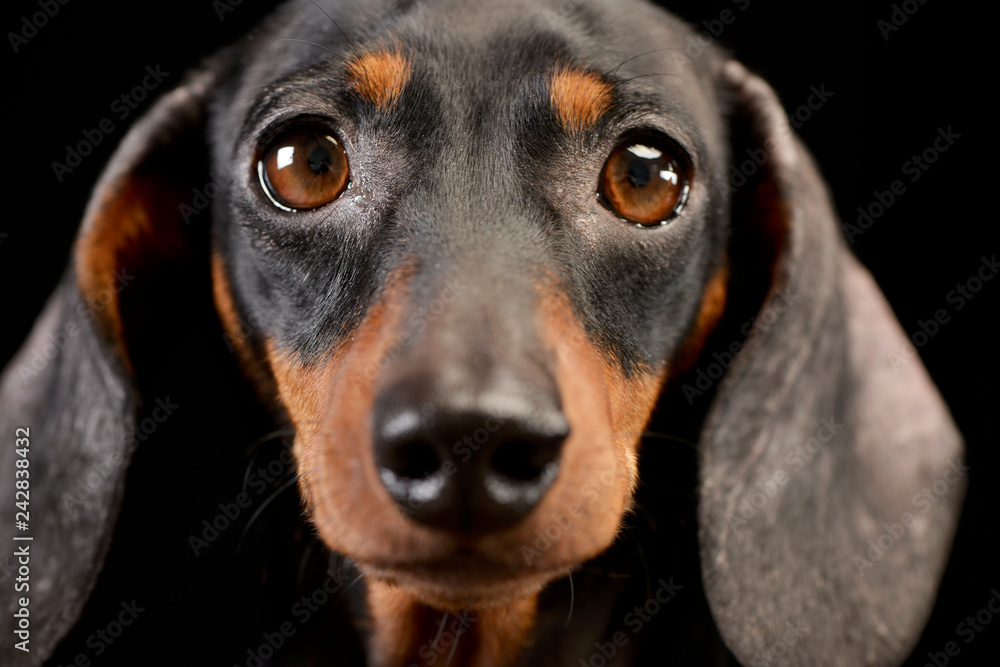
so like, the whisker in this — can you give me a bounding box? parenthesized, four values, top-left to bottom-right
(640, 431, 698, 450)
(445, 615, 466, 666)
(631, 530, 653, 600)
(236, 475, 298, 551)
(278, 38, 339, 56)
(296, 537, 318, 592)
(245, 436, 294, 468)
(241, 430, 296, 491)
(327, 552, 342, 580)
(309, 0, 354, 46)
(617, 72, 678, 84)
(331, 554, 366, 592)
(241, 451, 267, 492)
(492, 605, 510, 636)
(608, 47, 682, 78)
(565, 573, 575, 628)
(243, 429, 295, 493)
(430, 611, 449, 652)
(246, 428, 297, 455)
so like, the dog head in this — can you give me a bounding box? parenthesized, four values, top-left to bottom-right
(3, 0, 963, 664)
(82, 0, 732, 610)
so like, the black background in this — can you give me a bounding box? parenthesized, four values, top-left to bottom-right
(1, 0, 993, 664)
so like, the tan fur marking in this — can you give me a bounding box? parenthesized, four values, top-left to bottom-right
(75, 174, 189, 367)
(670, 264, 730, 378)
(346, 49, 412, 110)
(548, 66, 613, 132)
(280, 273, 664, 666)
(537, 285, 666, 515)
(367, 581, 537, 667)
(276, 268, 413, 535)
(209, 252, 291, 416)
(210, 253, 269, 389)
(265, 340, 339, 444)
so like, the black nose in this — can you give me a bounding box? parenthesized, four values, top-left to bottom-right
(373, 376, 568, 533)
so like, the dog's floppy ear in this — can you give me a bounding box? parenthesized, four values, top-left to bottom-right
(698, 61, 965, 666)
(0, 55, 231, 661)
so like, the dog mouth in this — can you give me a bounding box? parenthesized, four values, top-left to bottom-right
(359, 550, 572, 609)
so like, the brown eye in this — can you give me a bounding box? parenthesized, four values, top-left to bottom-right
(600, 138, 688, 226)
(258, 125, 349, 210)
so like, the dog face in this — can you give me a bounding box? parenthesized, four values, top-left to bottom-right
(197, 0, 729, 613)
(2, 0, 965, 665)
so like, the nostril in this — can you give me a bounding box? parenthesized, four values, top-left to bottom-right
(376, 437, 449, 513)
(387, 440, 441, 480)
(482, 431, 563, 517)
(379, 467, 447, 507)
(491, 440, 558, 482)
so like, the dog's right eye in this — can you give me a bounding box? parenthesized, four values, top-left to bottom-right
(599, 136, 689, 227)
(258, 125, 349, 211)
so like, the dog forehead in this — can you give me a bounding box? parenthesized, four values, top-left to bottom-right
(241, 0, 719, 112)
(272, 0, 686, 45)
(214, 0, 726, 199)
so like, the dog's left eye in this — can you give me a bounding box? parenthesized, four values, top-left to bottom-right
(258, 125, 349, 211)
(599, 137, 689, 226)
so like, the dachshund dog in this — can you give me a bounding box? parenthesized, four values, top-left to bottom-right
(0, 0, 964, 665)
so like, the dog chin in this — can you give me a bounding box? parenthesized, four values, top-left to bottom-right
(359, 558, 570, 611)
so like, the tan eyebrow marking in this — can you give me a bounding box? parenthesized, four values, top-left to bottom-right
(345, 48, 412, 110)
(548, 65, 614, 132)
